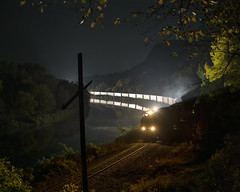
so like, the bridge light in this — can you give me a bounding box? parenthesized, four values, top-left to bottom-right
(151, 126, 156, 131)
(141, 126, 146, 131)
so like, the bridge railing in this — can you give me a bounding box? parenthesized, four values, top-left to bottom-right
(89, 91, 177, 105)
(90, 98, 150, 111)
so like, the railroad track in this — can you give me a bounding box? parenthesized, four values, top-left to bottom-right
(34, 143, 149, 192)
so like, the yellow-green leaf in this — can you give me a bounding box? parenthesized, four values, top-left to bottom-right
(228, 29, 233, 34)
(86, 8, 92, 17)
(203, 0, 208, 4)
(97, 6, 102, 11)
(100, 0, 107, 4)
(82, 0, 86, 4)
(180, 8, 186, 12)
(19, 1, 26, 6)
(171, 52, 178, 56)
(164, 40, 170, 46)
(158, 31, 164, 37)
(99, 13, 104, 18)
(198, 30, 205, 36)
(189, 36, 193, 43)
(158, 0, 164, 5)
(195, 34, 199, 41)
(192, 15, 196, 22)
(132, 12, 137, 18)
(91, 22, 95, 28)
(113, 18, 120, 25)
(40, 6, 44, 13)
(144, 37, 149, 43)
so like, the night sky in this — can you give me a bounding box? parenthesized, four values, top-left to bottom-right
(0, 0, 154, 81)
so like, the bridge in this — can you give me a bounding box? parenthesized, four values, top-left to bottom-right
(89, 91, 178, 111)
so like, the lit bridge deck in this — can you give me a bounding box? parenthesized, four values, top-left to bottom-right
(90, 91, 177, 105)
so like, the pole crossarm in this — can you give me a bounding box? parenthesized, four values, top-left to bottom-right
(61, 80, 92, 110)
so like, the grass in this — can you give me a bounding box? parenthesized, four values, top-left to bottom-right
(121, 133, 240, 192)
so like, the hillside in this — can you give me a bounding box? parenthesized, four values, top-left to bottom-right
(84, 41, 202, 98)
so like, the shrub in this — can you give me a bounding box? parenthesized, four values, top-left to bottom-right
(197, 144, 240, 192)
(116, 128, 141, 143)
(0, 158, 32, 192)
(34, 144, 81, 182)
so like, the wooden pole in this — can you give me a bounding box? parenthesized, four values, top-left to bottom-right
(78, 53, 88, 192)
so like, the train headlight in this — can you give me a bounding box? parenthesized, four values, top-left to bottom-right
(141, 126, 146, 131)
(147, 110, 154, 115)
(151, 126, 156, 131)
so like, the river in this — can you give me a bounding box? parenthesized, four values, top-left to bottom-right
(0, 104, 142, 168)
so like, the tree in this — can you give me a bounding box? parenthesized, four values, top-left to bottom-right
(33, 84, 56, 113)
(19, 0, 108, 28)
(205, 36, 240, 90)
(20, 0, 240, 89)
(14, 91, 38, 119)
(20, 0, 240, 54)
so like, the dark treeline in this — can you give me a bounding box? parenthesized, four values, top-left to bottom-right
(0, 61, 90, 137)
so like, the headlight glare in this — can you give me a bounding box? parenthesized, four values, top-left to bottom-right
(151, 126, 156, 131)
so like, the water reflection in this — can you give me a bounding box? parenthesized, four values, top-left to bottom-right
(0, 104, 142, 168)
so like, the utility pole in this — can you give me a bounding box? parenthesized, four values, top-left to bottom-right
(62, 53, 91, 192)
(78, 53, 88, 192)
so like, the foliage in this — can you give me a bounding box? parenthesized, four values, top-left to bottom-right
(116, 128, 141, 144)
(34, 144, 81, 183)
(205, 36, 240, 90)
(123, 137, 240, 192)
(33, 84, 56, 113)
(60, 183, 79, 192)
(197, 143, 240, 192)
(33, 142, 128, 190)
(0, 61, 90, 136)
(19, 0, 108, 28)
(125, 142, 196, 192)
(22, 0, 240, 44)
(86, 142, 128, 161)
(0, 158, 32, 192)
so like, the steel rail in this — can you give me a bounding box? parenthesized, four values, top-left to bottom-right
(87, 143, 149, 179)
(42, 143, 149, 192)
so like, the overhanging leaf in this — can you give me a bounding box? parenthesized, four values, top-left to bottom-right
(144, 37, 149, 43)
(19, 1, 26, 6)
(40, 6, 44, 13)
(171, 52, 178, 56)
(91, 22, 95, 28)
(86, 8, 92, 17)
(164, 40, 170, 46)
(192, 15, 196, 22)
(158, 0, 164, 5)
(189, 36, 193, 43)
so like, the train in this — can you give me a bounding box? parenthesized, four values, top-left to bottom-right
(140, 108, 161, 142)
(139, 97, 197, 144)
